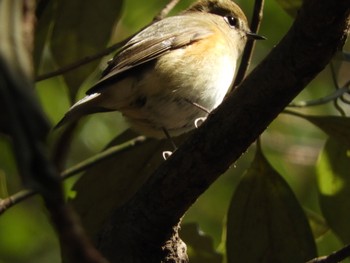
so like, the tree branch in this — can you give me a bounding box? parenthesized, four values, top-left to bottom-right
(35, 42, 128, 82)
(95, 0, 350, 262)
(306, 244, 350, 263)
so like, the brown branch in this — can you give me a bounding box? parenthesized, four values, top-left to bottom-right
(306, 244, 350, 263)
(233, 0, 265, 87)
(94, 0, 350, 262)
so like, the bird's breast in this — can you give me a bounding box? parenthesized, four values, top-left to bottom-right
(121, 37, 238, 137)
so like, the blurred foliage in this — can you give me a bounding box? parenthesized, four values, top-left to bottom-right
(316, 138, 350, 244)
(275, 0, 302, 17)
(180, 223, 223, 263)
(0, 0, 349, 262)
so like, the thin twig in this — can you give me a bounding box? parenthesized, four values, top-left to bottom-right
(35, 40, 129, 82)
(340, 93, 350, 104)
(62, 135, 146, 178)
(288, 82, 350, 107)
(306, 244, 350, 263)
(329, 61, 347, 116)
(282, 109, 307, 118)
(153, 0, 181, 21)
(35, 0, 182, 82)
(0, 135, 146, 215)
(339, 78, 350, 105)
(334, 95, 347, 116)
(233, 0, 265, 87)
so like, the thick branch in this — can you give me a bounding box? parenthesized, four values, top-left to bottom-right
(97, 0, 350, 261)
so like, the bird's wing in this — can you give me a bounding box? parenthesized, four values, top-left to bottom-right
(87, 15, 214, 94)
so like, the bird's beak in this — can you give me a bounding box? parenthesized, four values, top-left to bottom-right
(246, 31, 266, 40)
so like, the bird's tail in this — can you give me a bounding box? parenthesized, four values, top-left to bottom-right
(54, 93, 111, 129)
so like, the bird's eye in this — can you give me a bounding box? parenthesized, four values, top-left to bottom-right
(224, 15, 240, 28)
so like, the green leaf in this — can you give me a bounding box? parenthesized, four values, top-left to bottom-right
(304, 115, 350, 148)
(180, 223, 222, 263)
(316, 138, 350, 244)
(275, 0, 302, 17)
(226, 147, 317, 263)
(70, 130, 188, 237)
(50, 0, 123, 98)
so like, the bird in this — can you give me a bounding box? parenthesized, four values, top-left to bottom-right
(56, 0, 264, 139)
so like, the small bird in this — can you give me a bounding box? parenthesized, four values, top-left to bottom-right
(56, 0, 264, 138)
